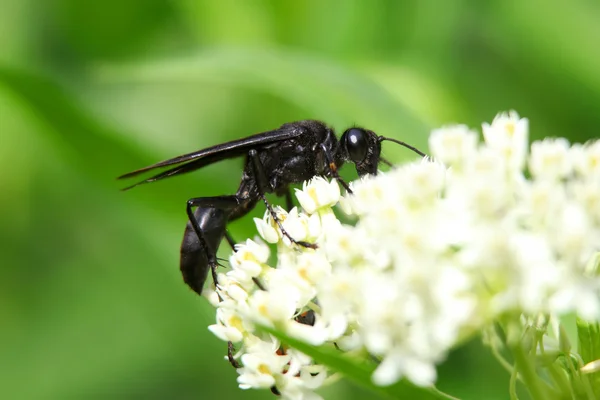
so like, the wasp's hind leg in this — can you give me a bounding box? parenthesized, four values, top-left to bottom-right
(219, 228, 265, 370)
(181, 196, 241, 294)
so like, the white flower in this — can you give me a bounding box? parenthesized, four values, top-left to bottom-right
(572, 179, 600, 223)
(208, 306, 245, 342)
(246, 286, 299, 327)
(345, 173, 391, 216)
(316, 264, 361, 322)
(280, 208, 311, 245)
(551, 203, 595, 264)
(206, 111, 600, 398)
(255, 207, 320, 248)
(373, 350, 437, 387)
(227, 239, 271, 286)
(429, 124, 478, 169)
(232, 238, 270, 265)
(482, 110, 529, 172)
(215, 274, 251, 301)
(278, 377, 325, 400)
(549, 277, 600, 320)
(281, 349, 327, 398)
(572, 140, 600, 179)
(278, 251, 330, 304)
(295, 177, 340, 215)
(396, 158, 446, 206)
(482, 110, 528, 147)
(237, 339, 290, 390)
(323, 223, 367, 264)
(518, 180, 566, 230)
(529, 137, 572, 180)
(254, 212, 280, 243)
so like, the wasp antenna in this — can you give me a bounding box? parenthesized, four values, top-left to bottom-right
(378, 136, 428, 158)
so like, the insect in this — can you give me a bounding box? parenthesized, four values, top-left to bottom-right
(118, 120, 426, 295)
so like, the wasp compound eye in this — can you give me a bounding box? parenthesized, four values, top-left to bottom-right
(343, 128, 369, 162)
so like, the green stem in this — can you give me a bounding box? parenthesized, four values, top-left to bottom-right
(546, 364, 575, 400)
(538, 332, 574, 399)
(509, 341, 549, 400)
(509, 366, 519, 400)
(429, 386, 461, 400)
(490, 341, 517, 375)
(565, 352, 596, 399)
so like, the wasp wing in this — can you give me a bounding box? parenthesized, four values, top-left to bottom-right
(118, 125, 305, 190)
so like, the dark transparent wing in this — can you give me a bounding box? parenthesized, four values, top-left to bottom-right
(118, 126, 304, 190)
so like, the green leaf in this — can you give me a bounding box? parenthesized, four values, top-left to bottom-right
(95, 47, 430, 154)
(577, 318, 600, 398)
(0, 65, 195, 209)
(261, 325, 445, 400)
(0, 65, 146, 180)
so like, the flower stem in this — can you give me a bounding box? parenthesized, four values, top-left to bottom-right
(508, 341, 549, 400)
(509, 366, 519, 400)
(429, 386, 461, 400)
(490, 340, 516, 376)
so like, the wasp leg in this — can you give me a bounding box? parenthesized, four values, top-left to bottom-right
(183, 196, 240, 294)
(319, 143, 352, 193)
(224, 230, 236, 249)
(284, 189, 294, 211)
(248, 149, 317, 249)
(227, 341, 242, 369)
(271, 386, 281, 396)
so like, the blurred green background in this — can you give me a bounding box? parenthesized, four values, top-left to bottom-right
(1, 0, 599, 399)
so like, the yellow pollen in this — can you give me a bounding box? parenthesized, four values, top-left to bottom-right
(404, 234, 420, 249)
(505, 122, 515, 136)
(228, 315, 243, 331)
(335, 282, 349, 294)
(339, 237, 349, 250)
(299, 267, 309, 281)
(258, 304, 269, 316)
(258, 364, 271, 375)
(373, 185, 383, 199)
(384, 207, 397, 219)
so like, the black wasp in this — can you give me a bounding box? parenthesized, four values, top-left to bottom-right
(118, 120, 425, 296)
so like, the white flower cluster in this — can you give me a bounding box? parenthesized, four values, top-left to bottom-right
(207, 111, 600, 399)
